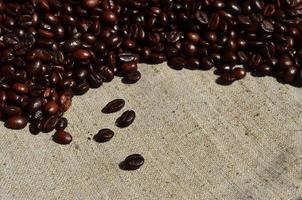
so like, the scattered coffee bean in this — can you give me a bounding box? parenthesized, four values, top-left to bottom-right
(52, 130, 72, 145)
(122, 154, 144, 170)
(116, 110, 136, 128)
(102, 99, 125, 113)
(94, 128, 114, 143)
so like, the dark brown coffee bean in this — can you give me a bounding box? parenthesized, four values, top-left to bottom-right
(73, 49, 91, 60)
(12, 83, 28, 94)
(74, 82, 90, 95)
(255, 64, 271, 76)
(43, 101, 59, 115)
(59, 92, 72, 112)
(102, 99, 125, 113)
(168, 57, 187, 70)
(122, 154, 144, 170)
(116, 110, 135, 128)
(148, 54, 166, 64)
(5, 116, 28, 130)
(55, 117, 68, 131)
(232, 68, 247, 80)
(217, 74, 236, 85)
(123, 71, 141, 84)
(261, 20, 274, 33)
(53, 130, 72, 145)
(94, 128, 114, 143)
(42, 115, 59, 133)
(4, 106, 22, 116)
(101, 10, 118, 25)
(82, 0, 99, 9)
(121, 62, 137, 74)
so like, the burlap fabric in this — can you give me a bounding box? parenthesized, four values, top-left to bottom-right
(1, 63, 302, 200)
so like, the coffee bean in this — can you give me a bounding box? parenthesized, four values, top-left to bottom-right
(12, 83, 28, 94)
(121, 62, 137, 74)
(82, 0, 99, 9)
(102, 99, 125, 113)
(231, 68, 247, 80)
(43, 101, 59, 115)
(101, 10, 118, 25)
(42, 115, 59, 133)
(122, 154, 144, 170)
(116, 110, 135, 128)
(73, 49, 91, 60)
(217, 74, 236, 85)
(55, 117, 68, 131)
(53, 130, 72, 145)
(122, 71, 141, 84)
(168, 57, 187, 70)
(5, 116, 28, 130)
(4, 106, 22, 116)
(94, 128, 114, 143)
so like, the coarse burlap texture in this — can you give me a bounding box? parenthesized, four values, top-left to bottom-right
(0, 63, 302, 200)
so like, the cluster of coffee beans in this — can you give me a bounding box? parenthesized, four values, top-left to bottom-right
(0, 0, 302, 142)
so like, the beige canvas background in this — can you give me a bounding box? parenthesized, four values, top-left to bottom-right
(0, 63, 302, 200)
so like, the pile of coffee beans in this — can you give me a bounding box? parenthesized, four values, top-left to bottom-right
(0, 0, 302, 143)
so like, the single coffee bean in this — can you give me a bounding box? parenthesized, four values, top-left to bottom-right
(12, 83, 29, 94)
(94, 128, 114, 143)
(116, 110, 136, 128)
(122, 71, 141, 84)
(168, 57, 187, 70)
(53, 130, 72, 145)
(55, 117, 68, 131)
(5, 116, 28, 130)
(4, 106, 22, 116)
(43, 101, 59, 115)
(101, 10, 118, 25)
(73, 49, 91, 60)
(42, 115, 59, 133)
(82, 0, 99, 9)
(102, 99, 125, 113)
(231, 67, 247, 80)
(121, 62, 137, 74)
(123, 154, 144, 170)
(217, 74, 236, 85)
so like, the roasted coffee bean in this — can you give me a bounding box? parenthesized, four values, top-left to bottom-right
(217, 74, 236, 85)
(255, 64, 271, 76)
(231, 68, 247, 80)
(168, 57, 187, 70)
(122, 71, 141, 84)
(102, 99, 125, 113)
(53, 130, 72, 145)
(4, 106, 22, 116)
(43, 101, 59, 115)
(55, 117, 68, 131)
(73, 49, 91, 60)
(121, 62, 137, 74)
(116, 110, 135, 128)
(101, 10, 118, 25)
(94, 128, 114, 143)
(5, 116, 28, 130)
(42, 115, 59, 133)
(122, 154, 144, 170)
(12, 83, 28, 94)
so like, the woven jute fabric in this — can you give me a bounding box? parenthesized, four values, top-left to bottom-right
(1, 63, 302, 200)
